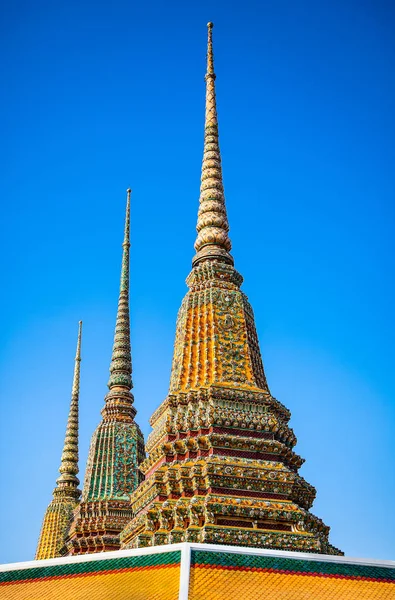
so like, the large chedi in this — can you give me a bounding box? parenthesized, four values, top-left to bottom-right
(121, 23, 341, 555)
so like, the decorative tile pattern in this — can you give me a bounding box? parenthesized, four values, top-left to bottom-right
(0, 552, 181, 600)
(168, 274, 269, 392)
(189, 550, 395, 599)
(2, 547, 394, 599)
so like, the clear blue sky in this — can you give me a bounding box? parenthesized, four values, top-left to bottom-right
(1, 0, 394, 564)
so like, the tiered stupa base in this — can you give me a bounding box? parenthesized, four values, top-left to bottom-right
(65, 499, 134, 554)
(121, 485, 341, 555)
(120, 386, 342, 556)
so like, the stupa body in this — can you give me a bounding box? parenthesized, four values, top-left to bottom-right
(121, 24, 341, 555)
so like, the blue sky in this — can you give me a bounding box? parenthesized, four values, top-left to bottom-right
(1, 0, 394, 563)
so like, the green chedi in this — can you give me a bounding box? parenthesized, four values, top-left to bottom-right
(65, 189, 145, 555)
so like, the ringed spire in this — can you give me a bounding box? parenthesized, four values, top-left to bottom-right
(108, 188, 132, 390)
(35, 321, 82, 560)
(56, 320, 82, 491)
(193, 22, 233, 267)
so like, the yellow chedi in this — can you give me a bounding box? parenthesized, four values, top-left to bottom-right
(120, 24, 341, 555)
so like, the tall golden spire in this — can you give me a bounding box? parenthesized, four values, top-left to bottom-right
(108, 188, 132, 391)
(193, 22, 233, 267)
(35, 322, 82, 560)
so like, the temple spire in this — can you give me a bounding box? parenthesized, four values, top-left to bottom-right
(65, 191, 145, 555)
(193, 22, 233, 267)
(108, 188, 132, 390)
(55, 320, 82, 492)
(35, 322, 82, 560)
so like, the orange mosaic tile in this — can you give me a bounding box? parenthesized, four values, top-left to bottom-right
(0, 566, 179, 600)
(189, 567, 395, 600)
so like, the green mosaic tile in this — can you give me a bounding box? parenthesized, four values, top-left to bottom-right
(191, 551, 395, 582)
(0, 551, 181, 584)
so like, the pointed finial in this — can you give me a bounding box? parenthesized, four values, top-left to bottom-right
(107, 189, 133, 390)
(207, 22, 214, 76)
(71, 320, 82, 396)
(192, 22, 233, 267)
(55, 321, 82, 495)
(124, 188, 131, 248)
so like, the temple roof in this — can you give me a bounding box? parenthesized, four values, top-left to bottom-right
(3, 543, 394, 599)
